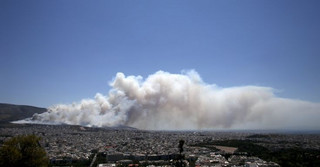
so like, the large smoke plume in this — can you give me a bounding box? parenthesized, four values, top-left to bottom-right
(15, 70, 320, 130)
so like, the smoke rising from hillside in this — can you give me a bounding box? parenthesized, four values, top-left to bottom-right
(16, 70, 320, 130)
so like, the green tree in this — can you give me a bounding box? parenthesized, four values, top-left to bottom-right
(0, 134, 48, 167)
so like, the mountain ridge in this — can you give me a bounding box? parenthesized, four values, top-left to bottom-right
(0, 103, 47, 125)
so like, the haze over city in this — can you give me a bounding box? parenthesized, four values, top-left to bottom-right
(1, 0, 320, 130)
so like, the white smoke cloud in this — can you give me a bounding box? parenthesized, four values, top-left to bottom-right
(15, 70, 320, 130)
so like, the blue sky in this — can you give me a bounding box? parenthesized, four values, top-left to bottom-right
(1, 0, 320, 107)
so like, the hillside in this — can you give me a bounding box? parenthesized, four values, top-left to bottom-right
(0, 103, 47, 125)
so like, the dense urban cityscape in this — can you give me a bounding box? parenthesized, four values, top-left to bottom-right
(1, 124, 320, 167)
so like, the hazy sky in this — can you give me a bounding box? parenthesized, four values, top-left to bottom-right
(1, 0, 320, 108)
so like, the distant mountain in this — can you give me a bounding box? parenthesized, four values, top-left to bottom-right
(0, 103, 47, 125)
(0, 103, 139, 130)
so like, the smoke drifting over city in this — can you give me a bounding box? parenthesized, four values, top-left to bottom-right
(16, 70, 320, 130)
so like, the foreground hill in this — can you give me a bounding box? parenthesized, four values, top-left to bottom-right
(0, 103, 47, 125)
